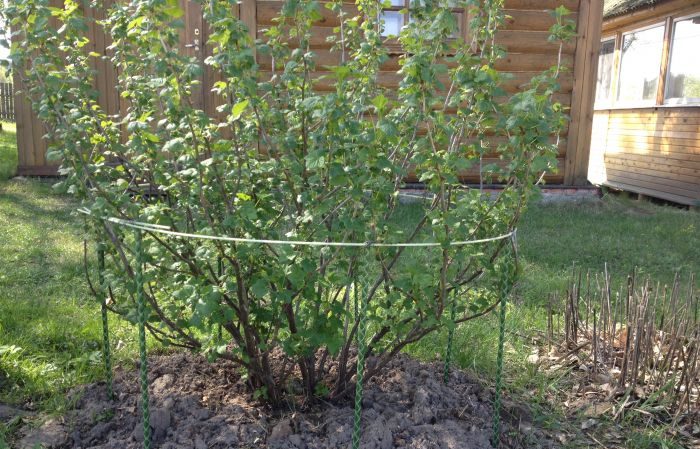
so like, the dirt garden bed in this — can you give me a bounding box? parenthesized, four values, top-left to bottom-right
(10, 353, 562, 449)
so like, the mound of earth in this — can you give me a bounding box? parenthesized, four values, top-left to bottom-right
(14, 353, 558, 449)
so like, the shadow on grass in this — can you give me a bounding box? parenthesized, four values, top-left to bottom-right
(0, 179, 137, 411)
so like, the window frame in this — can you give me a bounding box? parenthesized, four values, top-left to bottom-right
(379, 0, 469, 53)
(614, 21, 667, 109)
(594, 8, 700, 111)
(594, 37, 617, 109)
(663, 13, 700, 106)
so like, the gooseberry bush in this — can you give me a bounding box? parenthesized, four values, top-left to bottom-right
(5, 0, 574, 405)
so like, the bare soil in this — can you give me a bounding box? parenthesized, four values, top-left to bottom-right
(13, 353, 559, 449)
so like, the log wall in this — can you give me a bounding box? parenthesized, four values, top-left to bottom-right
(15, 0, 601, 186)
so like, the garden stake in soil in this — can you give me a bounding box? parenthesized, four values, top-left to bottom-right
(443, 292, 457, 384)
(491, 277, 508, 448)
(352, 281, 368, 449)
(492, 239, 517, 448)
(97, 245, 114, 401)
(135, 230, 152, 449)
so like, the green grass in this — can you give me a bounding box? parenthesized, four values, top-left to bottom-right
(0, 122, 17, 180)
(518, 196, 699, 305)
(0, 179, 138, 413)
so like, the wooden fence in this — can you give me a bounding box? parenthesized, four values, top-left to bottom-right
(0, 82, 14, 122)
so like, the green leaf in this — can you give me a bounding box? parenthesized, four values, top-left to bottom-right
(231, 100, 249, 121)
(142, 132, 160, 143)
(127, 16, 146, 31)
(372, 94, 388, 112)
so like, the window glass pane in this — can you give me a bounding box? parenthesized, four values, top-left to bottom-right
(381, 11, 404, 36)
(617, 25, 664, 104)
(665, 16, 700, 104)
(406, 8, 462, 38)
(450, 11, 462, 38)
(389, 0, 404, 6)
(595, 39, 615, 106)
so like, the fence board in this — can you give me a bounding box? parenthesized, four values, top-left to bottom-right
(0, 83, 15, 121)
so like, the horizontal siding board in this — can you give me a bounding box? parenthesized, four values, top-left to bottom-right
(604, 135, 700, 152)
(504, 0, 579, 10)
(604, 114, 700, 125)
(495, 52, 573, 72)
(604, 157, 700, 185)
(606, 123, 700, 133)
(604, 128, 700, 141)
(502, 9, 578, 31)
(602, 180, 696, 205)
(604, 152, 700, 170)
(600, 108, 700, 120)
(605, 169, 700, 198)
(604, 145, 700, 159)
(495, 30, 577, 54)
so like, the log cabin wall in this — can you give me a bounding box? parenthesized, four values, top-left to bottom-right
(588, 0, 700, 205)
(15, 0, 603, 187)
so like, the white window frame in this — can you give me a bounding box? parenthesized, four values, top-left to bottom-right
(614, 21, 666, 109)
(594, 37, 617, 109)
(663, 13, 700, 106)
(379, 0, 467, 46)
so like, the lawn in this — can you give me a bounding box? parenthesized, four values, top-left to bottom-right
(0, 125, 137, 414)
(0, 179, 139, 413)
(0, 123, 17, 180)
(0, 122, 698, 446)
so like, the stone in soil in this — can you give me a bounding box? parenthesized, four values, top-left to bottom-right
(16, 352, 556, 448)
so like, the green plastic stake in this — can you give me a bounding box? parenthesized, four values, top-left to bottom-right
(492, 275, 509, 447)
(443, 292, 457, 384)
(135, 230, 152, 449)
(97, 245, 114, 400)
(352, 282, 368, 449)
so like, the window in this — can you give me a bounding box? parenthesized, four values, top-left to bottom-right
(665, 15, 700, 105)
(595, 38, 615, 106)
(616, 24, 665, 105)
(381, 0, 406, 37)
(379, 0, 465, 39)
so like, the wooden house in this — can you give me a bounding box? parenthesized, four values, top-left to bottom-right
(15, 0, 604, 186)
(588, 0, 700, 206)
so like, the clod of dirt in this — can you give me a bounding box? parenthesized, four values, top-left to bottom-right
(19, 352, 558, 448)
(0, 404, 29, 423)
(18, 418, 69, 449)
(269, 418, 293, 441)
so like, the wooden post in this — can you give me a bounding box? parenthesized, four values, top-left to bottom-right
(241, 0, 256, 60)
(564, 0, 604, 186)
(656, 17, 673, 106)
